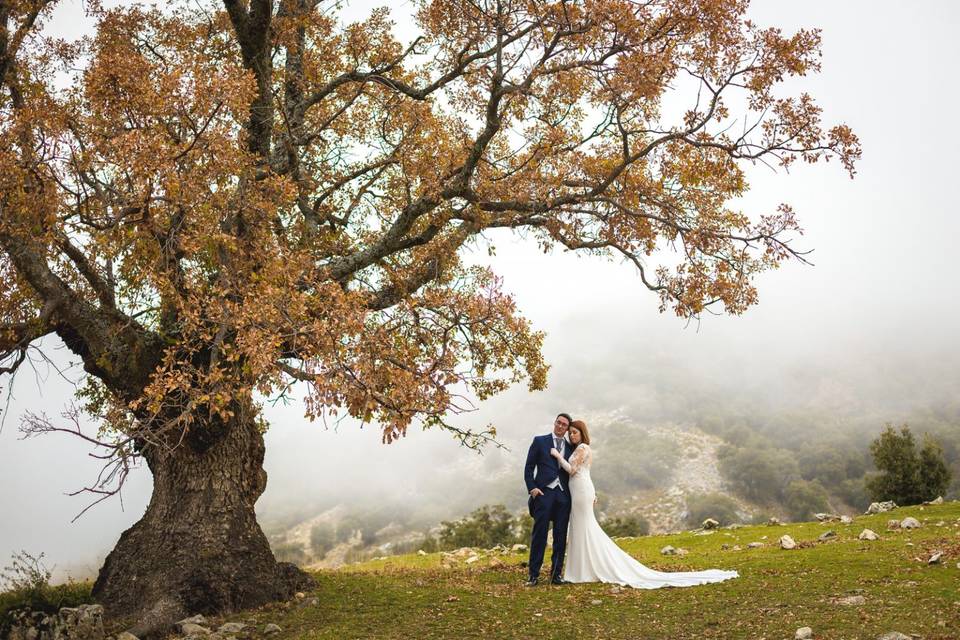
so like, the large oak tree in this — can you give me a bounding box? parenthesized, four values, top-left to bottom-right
(0, 0, 859, 633)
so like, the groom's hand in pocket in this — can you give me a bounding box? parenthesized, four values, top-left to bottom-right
(530, 488, 544, 498)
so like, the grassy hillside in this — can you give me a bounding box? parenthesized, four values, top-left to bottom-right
(201, 501, 960, 639)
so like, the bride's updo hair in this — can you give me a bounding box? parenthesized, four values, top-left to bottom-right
(569, 419, 590, 446)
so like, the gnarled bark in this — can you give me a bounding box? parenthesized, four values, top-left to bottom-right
(91, 402, 313, 637)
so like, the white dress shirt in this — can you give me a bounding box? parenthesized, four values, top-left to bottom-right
(547, 435, 565, 490)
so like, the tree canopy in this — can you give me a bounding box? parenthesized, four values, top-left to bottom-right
(1, 0, 859, 451)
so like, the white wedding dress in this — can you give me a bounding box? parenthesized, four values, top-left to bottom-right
(558, 444, 739, 588)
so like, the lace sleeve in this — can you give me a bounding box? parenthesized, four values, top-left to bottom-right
(558, 445, 591, 476)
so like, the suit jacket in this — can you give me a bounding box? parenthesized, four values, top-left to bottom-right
(524, 433, 574, 504)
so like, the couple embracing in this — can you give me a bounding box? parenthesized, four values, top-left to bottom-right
(523, 413, 740, 588)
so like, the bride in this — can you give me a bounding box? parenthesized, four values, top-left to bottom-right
(550, 420, 739, 588)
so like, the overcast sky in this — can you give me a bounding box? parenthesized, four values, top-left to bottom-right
(2, 1, 959, 581)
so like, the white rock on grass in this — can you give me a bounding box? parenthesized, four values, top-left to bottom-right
(818, 531, 836, 541)
(747, 542, 764, 548)
(928, 551, 943, 564)
(795, 626, 814, 639)
(218, 622, 247, 634)
(840, 515, 853, 524)
(117, 632, 139, 640)
(779, 535, 797, 550)
(512, 544, 528, 552)
(886, 519, 900, 529)
(178, 615, 207, 628)
(702, 518, 720, 529)
(836, 595, 866, 606)
(878, 633, 911, 640)
(866, 501, 897, 514)
(178, 622, 211, 636)
(660, 545, 677, 555)
(858, 529, 879, 541)
(922, 496, 944, 505)
(264, 623, 282, 635)
(900, 517, 921, 529)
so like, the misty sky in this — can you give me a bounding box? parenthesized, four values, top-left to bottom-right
(2, 1, 958, 581)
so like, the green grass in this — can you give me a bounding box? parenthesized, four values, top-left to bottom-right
(228, 501, 960, 640)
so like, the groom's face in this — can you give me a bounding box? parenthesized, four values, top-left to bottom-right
(552, 415, 570, 438)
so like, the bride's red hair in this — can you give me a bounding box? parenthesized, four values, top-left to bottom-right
(569, 420, 590, 445)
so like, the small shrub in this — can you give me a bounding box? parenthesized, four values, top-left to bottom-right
(271, 541, 307, 565)
(310, 523, 336, 558)
(783, 479, 830, 522)
(0, 552, 92, 639)
(684, 493, 741, 527)
(600, 515, 650, 537)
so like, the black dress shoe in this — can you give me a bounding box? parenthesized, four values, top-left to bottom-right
(524, 577, 539, 587)
(551, 576, 568, 585)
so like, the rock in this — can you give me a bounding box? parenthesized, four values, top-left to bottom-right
(877, 633, 911, 640)
(928, 551, 943, 564)
(814, 513, 841, 522)
(178, 615, 208, 628)
(609, 585, 623, 594)
(836, 595, 866, 606)
(732, 545, 742, 551)
(590, 599, 602, 605)
(263, 624, 282, 635)
(218, 623, 247, 634)
(417, 550, 427, 556)
(58, 605, 105, 640)
(840, 515, 853, 524)
(511, 544, 528, 552)
(818, 531, 836, 541)
(453, 547, 474, 557)
(702, 518, 720, 529)
(720, 543, 731, 550)
(660, 545, 677, 555)
(900, 517, 921, 529)
(9, 605, 107, 640)
(747, 542, 764, 548)
(465, 555, 479, 564)
(294, 592, 305, 600)
(117, 633, 139, 640)
(675, 548, 689, 556)
(779, 535, 797, 550)
(179, 623, 212, 636)
(887, 519, 901, 529)
(866, 501, 897, 514)
(767, 517, 781, 526)
(922, 496, 944, 505)
(795, 626, 814, 639)
(858, 529, 879, 541)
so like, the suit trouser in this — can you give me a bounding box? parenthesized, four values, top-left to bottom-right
(528, 485, 571, 579)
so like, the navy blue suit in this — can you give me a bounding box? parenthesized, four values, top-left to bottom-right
(524, 434, 573, 581)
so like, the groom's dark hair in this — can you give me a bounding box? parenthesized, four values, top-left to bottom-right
(556, 412, 573, 426)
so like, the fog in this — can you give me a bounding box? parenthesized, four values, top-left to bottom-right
(2, 1, 959, 582)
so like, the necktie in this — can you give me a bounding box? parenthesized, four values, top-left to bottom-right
(555, 437, 561, 451)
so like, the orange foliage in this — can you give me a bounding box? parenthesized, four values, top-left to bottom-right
(0, 0, 859, 445)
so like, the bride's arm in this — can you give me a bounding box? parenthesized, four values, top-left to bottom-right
(557, 445, 589, 476)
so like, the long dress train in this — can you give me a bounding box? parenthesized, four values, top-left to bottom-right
(559, 444, 739, 588)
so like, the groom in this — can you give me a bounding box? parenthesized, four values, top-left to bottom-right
(523, 412, 574, 586)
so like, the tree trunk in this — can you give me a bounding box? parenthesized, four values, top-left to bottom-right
(91, 403, 313, 637)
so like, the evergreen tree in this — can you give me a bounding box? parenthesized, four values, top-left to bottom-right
(917, 434, 952, 501)
(866, 424, 950, 505)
